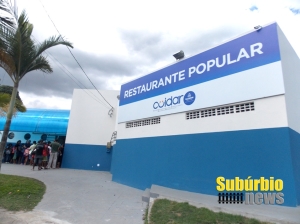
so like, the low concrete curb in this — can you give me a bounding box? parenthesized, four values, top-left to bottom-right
(142, 184, 300, 224)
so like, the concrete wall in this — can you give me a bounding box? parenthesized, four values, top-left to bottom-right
(64, 89, 119, 171)
(111, 127, 298, 207)
(117, 95, 288, 139)
(66, 89, 119, 145)
(278, 26, 300, 205)
(278, 26, 300, 133)
(112, 96, 299, 206)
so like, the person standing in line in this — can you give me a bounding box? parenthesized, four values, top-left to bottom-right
(9, 143, 14, 163)
(41, 141, 49, 169)
(25, 140, 31, 148)
(57, 144, 64, 168)
(47, 139, 61, 169)
(28, 141, 37, 165)
(4, 144, 12, 163)
(14, 140, 22, 164)
(12, 145, 17, 164)
(23, 147, 29, 165)
(24, 140, 31, 165)
(20, 144, 26, 165)
(47, 141, 51, 161)
(32, 140, 44, 171)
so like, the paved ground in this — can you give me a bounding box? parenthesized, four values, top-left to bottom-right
(0, 163, 147, 224)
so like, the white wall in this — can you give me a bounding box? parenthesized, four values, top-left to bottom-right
(117, 95, 288, 139)
(118, 62, 285, 123)
(1, 131, 56, 143)
(278, 25, 300, 134)
(65, 89, 119, 145)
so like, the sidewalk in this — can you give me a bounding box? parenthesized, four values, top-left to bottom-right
(0, 164, 147, 224)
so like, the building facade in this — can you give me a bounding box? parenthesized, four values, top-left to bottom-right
(63, 89, 119, 171)
(110, 22, 300, 207)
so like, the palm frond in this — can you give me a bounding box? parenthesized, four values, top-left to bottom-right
(14, 99, 26, 112)
(35, 35, 73, 57)
(0, 0, 17, 29)
(0, 48, 15, 76)
(0, 7, 74, 83)
(22, 55, 52, 78)
(0, 15, 16, 49)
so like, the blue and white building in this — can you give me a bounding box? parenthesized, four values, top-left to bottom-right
(64, 22, 300, 207)
(110, 22, 300, 207)
(63, 89, 119, 171)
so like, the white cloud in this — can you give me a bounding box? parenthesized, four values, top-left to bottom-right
(21, 93, 72, 110)
(0, 0, 299, 110)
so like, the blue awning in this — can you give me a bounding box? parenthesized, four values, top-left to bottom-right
(0, 109, 70, 134)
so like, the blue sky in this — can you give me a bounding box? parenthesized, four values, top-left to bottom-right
(250, 5, 259, 11)
(290, 8, 300, 14)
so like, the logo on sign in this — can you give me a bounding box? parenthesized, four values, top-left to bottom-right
(183, 91, 195, 105)
(153, 91, 196, 111)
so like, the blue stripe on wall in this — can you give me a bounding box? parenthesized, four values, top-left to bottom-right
(63, 143, 112, 171)
(111, 127, 299, 207)
(289, 128, 300, 205)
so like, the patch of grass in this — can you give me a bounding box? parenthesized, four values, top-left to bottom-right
(148, 199, 271, 224)
(144, 206, 149, 224)
(0, 173, 46, 211)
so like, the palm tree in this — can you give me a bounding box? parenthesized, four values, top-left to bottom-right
(0, 0, 18, 30)
(0, 4, 73, 168)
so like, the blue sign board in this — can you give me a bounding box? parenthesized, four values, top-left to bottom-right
(119, 23, 280, 107)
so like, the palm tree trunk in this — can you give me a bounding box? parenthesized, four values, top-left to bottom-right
(0, 81, 18, 170)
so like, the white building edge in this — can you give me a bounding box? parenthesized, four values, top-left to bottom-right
(65, 22, 300, 207)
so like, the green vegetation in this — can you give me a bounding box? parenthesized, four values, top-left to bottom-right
(0, 174, 46, 211)
(144, 207, 149, 223)
(0, 0, 73, 169)
(0, 85, 27, 117)
(147, 199, 271, 224)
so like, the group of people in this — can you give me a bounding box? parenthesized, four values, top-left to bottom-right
(3, 139, 64, 170)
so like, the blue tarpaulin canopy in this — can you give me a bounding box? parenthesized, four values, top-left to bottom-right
(0, 109, 70, 134)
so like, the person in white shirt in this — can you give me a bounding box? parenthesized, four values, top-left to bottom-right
(28, 141, 37, 165)
(47, 141, 52, 161)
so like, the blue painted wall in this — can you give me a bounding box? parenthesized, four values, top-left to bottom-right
(63, 143, 112, 171)
(111, 127, 299, 207)
(289, 128, 300, 205)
